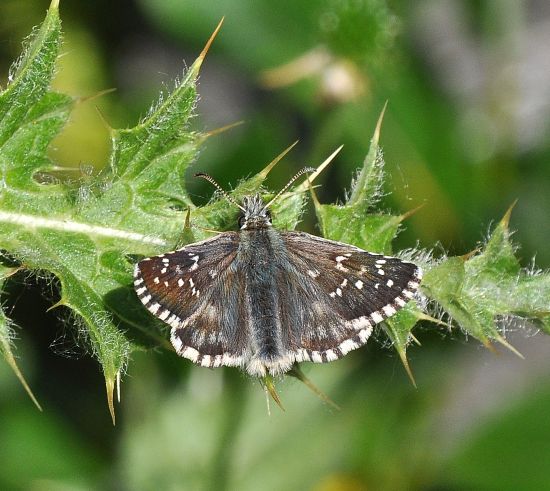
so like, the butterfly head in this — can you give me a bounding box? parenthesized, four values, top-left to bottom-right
(238, 195, 272, 230)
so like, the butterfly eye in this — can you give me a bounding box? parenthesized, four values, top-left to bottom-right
(238, 214, 246, 228)
(265, 210, 272, 221)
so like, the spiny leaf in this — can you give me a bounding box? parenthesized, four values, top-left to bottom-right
(0, 4, 211, 421)
(348, 102, 387, 208)
(288, 364, 341, 411)
(261, 374, 285, 412)
(313, 105, 402, 253)
(383, 305, 422, 387)
(421, 205, 549, 351)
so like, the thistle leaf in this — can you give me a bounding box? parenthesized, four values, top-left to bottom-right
(422, 205, 550, 349)
(0, 4, 204, 421)
(314, 107, 399, 253)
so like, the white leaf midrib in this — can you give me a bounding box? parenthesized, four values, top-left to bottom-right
(0, 209, 166, 245)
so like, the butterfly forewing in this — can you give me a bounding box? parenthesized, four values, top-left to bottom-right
(134, 234, 240, 337)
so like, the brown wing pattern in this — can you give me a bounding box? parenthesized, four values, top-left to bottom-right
(278, 231, 422, 363)
(134, 233, 250, 368)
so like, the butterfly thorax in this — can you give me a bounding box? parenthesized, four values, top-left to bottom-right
(239, 195, 272, 230)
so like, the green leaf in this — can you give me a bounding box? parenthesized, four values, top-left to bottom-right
(0, 6, 219, 422)
(422, 204, 550, 349)
(314, 106, 402, 252)
(383, 304, 423, 386)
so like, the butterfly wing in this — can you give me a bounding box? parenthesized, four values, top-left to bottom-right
(279, 231, 422, 363)
(134, 233, 249, 368)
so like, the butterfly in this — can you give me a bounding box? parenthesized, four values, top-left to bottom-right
(134, 169, 422, 377)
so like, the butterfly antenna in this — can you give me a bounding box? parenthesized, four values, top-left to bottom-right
(265, 166, 316, 209)
(194, 172, 246, 212)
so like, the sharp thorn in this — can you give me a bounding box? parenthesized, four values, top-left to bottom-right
(295, 145, 344, 193)
(258, 141, 300, 180)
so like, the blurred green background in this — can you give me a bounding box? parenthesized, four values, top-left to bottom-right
(1, 0, 549, 490)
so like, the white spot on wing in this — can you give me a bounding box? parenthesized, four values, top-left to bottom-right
(295, 349, 310, 362)
(222, 352, 243, 367)
(358, 329, 370, 342)
(339, 339, 358, 355)
(148, 303, 161, 314)
(311, 351, 323, 363)
(325, 349, 338, 361)
(335, 255, 349, 272)
(170, 331, 183, 352)
(350, 316, 371, 330)
(189, 255, 200, 272)
(370, 311, 384, 323)
(181, 346, 199, 362)
(382, 305, 397, 317)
